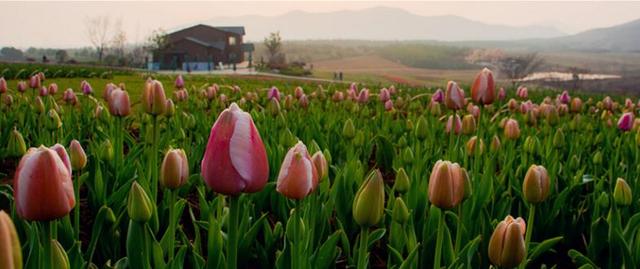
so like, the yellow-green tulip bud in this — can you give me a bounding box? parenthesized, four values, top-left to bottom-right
(392, 198, 410, 224)
(593, 151, 602, 165)
(7, 128, 27, 158)
(46, 109, 62, 130)
(415, 116, 429, 140)
(34, 96, 45, 113)
(402, 147, 414, 165)
(100, 139, 114, 162)
(127, 181, 153, 222)
(353, 170, 385, 227)
(343, 119, 356, 139)
(0, 210, 22, 269)
(553, 128, 565, 148)
(51, 240, 69, 269)
(614, 178, 632, 206)
(524, 136, 538, 154)
(461, 114, 476, 135)
(462, 168, 472, 199)
(490, 135, 501, 152)
(393, 168, 410, 194)
(466, 136, 484, 156)
(69, 140, 87, 170)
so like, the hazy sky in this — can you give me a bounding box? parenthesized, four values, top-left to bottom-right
(1, 1, 640, 48)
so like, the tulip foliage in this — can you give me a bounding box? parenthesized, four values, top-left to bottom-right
(0, 69, 639, 269)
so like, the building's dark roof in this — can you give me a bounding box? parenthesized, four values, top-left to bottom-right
(182, 37, 226, 50)
(214, 26, 245, 35)
(242, 43, 255, 52)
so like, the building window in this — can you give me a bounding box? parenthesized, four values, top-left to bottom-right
(228, 36, 236, 45)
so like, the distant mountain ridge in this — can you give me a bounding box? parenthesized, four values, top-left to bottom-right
(548, 18, 640, 52)
(201, 7, 566, 41)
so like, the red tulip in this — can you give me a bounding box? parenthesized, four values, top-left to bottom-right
(445, 81, 465, 110)
(498, 87, 506, 101)
(14, 145, 75, 221)
(559, 90, 570, 104)
(276, 141, 318, 200)
(201, 103, 269, 195)
(471, 68, 495, 105)
(108, 88, 131, 117)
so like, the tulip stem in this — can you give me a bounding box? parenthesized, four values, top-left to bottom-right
(454, 205, 463, 254)
(151, 115, 159, 200)
(114, 116, 122, 185)
(42, 221, 53, 269)
(357, 226, 370, 269)
(74, 170, 81, 239)
(167, 190, 177, 261)
(228, 196, 240, 269)
(434, 209, 445, 269)
(521, 204, 536, 269)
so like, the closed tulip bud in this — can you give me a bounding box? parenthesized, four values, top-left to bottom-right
(592, 151, 602, 165)
(353, 170, 385, 227)
(428, 100, 441, 116)
(267, 86, 280, 101)
(276, 141, 319, 200)
(445, 81, 465, 110)
(490, 135, 501, 152)
(332, 91, 344, 102)
(498, 87, 506, 101)
(100, 140, 114, 162)
(379, 88, 390, 102)
(462, 168, 472, 199)
(488, 215, 526, 268)
(523, 165, 550, 203)
(17, 81, 27, 93)
(415, 116, 429, 140)
(402, 147, 414, 165)
(298, 94, 309, 108)
(142, 79, 167, 116)
(428, 160, 465, 209)
(46, 109, 62, 130)
(14, 145, 75, 221)
(392, 198, 410, 224)
(7, 129, 27, 158)
(38, 86, 48, 97)
(614, 178, 632, 206)
(553, 128, 565, 148)
(80, 80, 92, 95)
(160, 149, 189, 189)
(602, 96, 613, 111)
(127, 181, 153, 222)
(268, 98, 281, 116)
(294, 86, 305, 98)
(201, 103, 269, 195)
(516, 85, 528, 99)
(559, 90, 570, 104)
(507, 99, 518, 111)
(0, 77, 6, 93)
(62, 88, 76, 106)
(384, 99, 394, 111)
(462, 114, 476, 135)
(471, 68, 495, 105)
(283, 95, 293, 109)
(175, 75, 184, 89)
(445, 114, 462, 135)
(394, 168, 410, 193)
(570, 97, 583, 113)
(69, 140, 87, 170)
(524, 136, 538, 154)
(311, 151, 328, 181)
(431, 88, 444, 103)
(49, 239, 70, 269)
(466, 136, 484, 156)
(0, 210, 22, 269)
(103, 83, 117, 101)
(357, 88, 370, 104)
(343, 119, 356, 139)
(29, 75, 41, 89)
(107, 88, 131, 117)
(34, 96, 45, 113)
(504, 119, 520, 140)
(47, 83, 58, 95)
(618, 112, 634, 132)
(3, 94, 13, 107)
(165, 99, 175, 117)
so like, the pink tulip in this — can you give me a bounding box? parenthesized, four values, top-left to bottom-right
(81, 80, 93, 95)
(516, 86, 528, 99)
(108, 88, 131, 117)
(276, 141, 319, 200)
(14, 145, 75, 221)
(498, 87, 506, 101)
(389, 85, 397, 95)
(294, 86, 305, 99)
(201, 103, 269, 195)
(103, 83, 117, 101)
(175, 75, 185, 89)
(471, 68, 496, 105)
(63, 89, 77, 106)
(268, 86, 280, 101)
(299, 94, 309, 108)
(48, 83, 58, 95)
(142, 80, 167, 115)
(445, 81, 465, 110)
(232, 85, 241, 93)
(29, 75, 41, 89)
(559, 90, 570, 104)
(445, 114, 462, 135)
(379, 88, 390, 102)
(432, 89, 444, 103)
(618, 112, 634, 132)
(0, 77, 7, 93)
(625, 98, 634, 111)
(17, 81, 27, 93)
(384, 99, 394, 111)
(470, 105, 481, 120)
(38, 86, 48, 97)
(357, 88, 370, 104)
(332, 91, 344, 102)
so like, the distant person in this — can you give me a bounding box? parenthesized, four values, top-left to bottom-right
(233, 64, 237, 72)
(333, 72, 337, 80)
(42, 55, 48, 63)
(339, 72, 343, 81)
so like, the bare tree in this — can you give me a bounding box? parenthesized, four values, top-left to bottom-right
(85, 15, 111, 62)
(111, 18, 127, 61)
(263, 32, 284, 68)
(496, 53, 545, 86)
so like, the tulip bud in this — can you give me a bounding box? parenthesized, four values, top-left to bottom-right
(553, 128, 565, 148)
(0, 77, 7, 94)
(445, 114, 462, 135)
(402, 147, 414, 165)
(357, 88, 370, 104)
(384, 99, 394, 111)
(81, 80, 92, 95)
(393, 168, 410, 194)
(99, 140, 114, 162)
(0, 210, 22, 269)
(108, 88, 131, 117)
(7, 128, 27, 158)
(353, 169, 385, 227)
(201, 103, 269, 195)
(45, 109, 62, 130)
(276, 141, 319, 200)
(175, 75, 184, 89)
(516, 85, 528, 99)
(461, 114, 476, 135)
(3, 94, 13, 107)
(490, 135, 501, 152)
(466, 136, 484, 156)
(69, 140, 87, 170)
(445, 81, 465, 110)
(16, 81, 26, 93)
(311, 151, 328, 182)
(523, 136, 538, 154)
(488, 215, 526, 268)
(379, 88, 391, 102)
(613, 178, 632, 206)
(462, 168, 472, 199)
(268, 98, 281, 116)
(142, 79, 167, 116)
(428, 160, 465, 209)
(504, 119, 521, 140)
(522, 165, 550, 203)
(29, 75, 41, 89)
(160, 149, 189, 189)
(618, 112, 634, 132)
(298, 94, 309, 109)
(432, 89, 444, 103)
(343, 119, 356, 139)
(415, 116, 429, 140)
(497, 87, 506, 101)
(471, 68, 495, 105)
(429, 101, 442, 116)
(51, 239, 70, 269)
(127, 181, 153, 222)
(165, 99, 175, 117)
(39, 86, 48, 97)
(14, 145, 75, 221)
(34, 96, 45, 113)
(570, 97, 583, 113)
(392, 198, 410, 224)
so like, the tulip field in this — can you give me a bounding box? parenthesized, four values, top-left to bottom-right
(1, 68, 639, 269)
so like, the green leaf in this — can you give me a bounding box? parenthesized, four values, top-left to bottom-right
(529, 236, 563, 262)
(399, 243, 421, 269)
(568, 249, 597, 268)
(368, 228, 386, 248)
(311, 230, 342, 269)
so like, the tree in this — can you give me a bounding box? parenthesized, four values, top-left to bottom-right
(496, 53, 545, 86)
(0, 47, 24, 61)
(85, 15, 111, 62)
(111, 18, 127, 63)
(55, 50, 68, 63)
(263, 32, 285, 68)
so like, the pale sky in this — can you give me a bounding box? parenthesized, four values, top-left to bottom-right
(1, 1, 640, 48)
